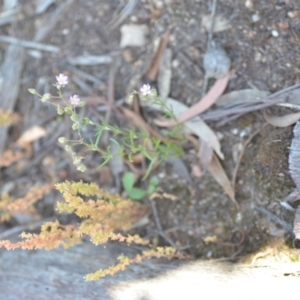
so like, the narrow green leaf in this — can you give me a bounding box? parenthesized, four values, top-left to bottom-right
(128, 188, 147, 200)
(122, 172, 135, 193)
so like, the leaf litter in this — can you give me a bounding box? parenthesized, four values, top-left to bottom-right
(2, 0, 300, 265)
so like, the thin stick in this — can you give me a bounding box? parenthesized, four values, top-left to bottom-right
(202, 0, 218, 97)
(207, 0, 218, 48)
(267, 83, 300, 99)
(0, 36, 59, 53)
(255, 206, 293, 233)
(102, 62, 117, 144)
(149, 200, 177, 249)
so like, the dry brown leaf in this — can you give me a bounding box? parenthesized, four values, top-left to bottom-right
(207, 153, 237, 206)
(16, 125, 46, 146)
(157, 72, 230, 127)
(263, 110, 300, 127)
(145, 29, 170, 82)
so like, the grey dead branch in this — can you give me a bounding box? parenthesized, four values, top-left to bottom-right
(35, 0, 56, 15)
(0, 44, 24, 155)
(0, 7, 20, 26)
(0, 241, 299, 300)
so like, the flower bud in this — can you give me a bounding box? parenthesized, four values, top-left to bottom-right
(57, 106, 64, 115)
(28, 88, 37, 95)
(77, 164, 86, 172)
(72, 123, 79, 130)
(58, 137, 67, 144)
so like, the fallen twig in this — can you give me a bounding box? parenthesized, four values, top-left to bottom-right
(144, 29, 171, 82)
(67, 55, 112, 66)
(102, 62, 118, 144)
(255, 206, 293, 233)
(67, 65, 103, 86)
(149, 199, 177, 249)
(0, 7, 20, 26)
(0, 35, 59, 53)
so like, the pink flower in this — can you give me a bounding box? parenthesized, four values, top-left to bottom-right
(56, 74, 68, 86)
(140, 84, 151, 96)
(69, 94, 81, 106)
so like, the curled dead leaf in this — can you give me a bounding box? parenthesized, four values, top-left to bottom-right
(207, 153, 237, 207)
(263, 110, 300, 127)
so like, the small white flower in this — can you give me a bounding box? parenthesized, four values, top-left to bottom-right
(140, 84, 151, 96)
(69, 94, 81, 106)
(56, 74, 69, 86)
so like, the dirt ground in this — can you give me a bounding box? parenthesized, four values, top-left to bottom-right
(1, 0, 300, 263)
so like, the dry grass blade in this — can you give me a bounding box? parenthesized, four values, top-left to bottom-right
(263, 110, 300, 127)
(208, 153, 237, 207)
(108, 0, 138, 29)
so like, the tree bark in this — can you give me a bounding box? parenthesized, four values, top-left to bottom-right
(0, 241, 299, 300)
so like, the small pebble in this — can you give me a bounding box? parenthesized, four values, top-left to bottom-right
(271, 30, 279, 37)
(62, 28, 69, 35)
(245, 0, 253, 9)
(231, 128, 239, 135)
(252, 14, 260, 23)
(206, 251, 212, 258)
(254, 51, 263, 62)
(158, 172, 166, 179)
(172, 59, 180, 68)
